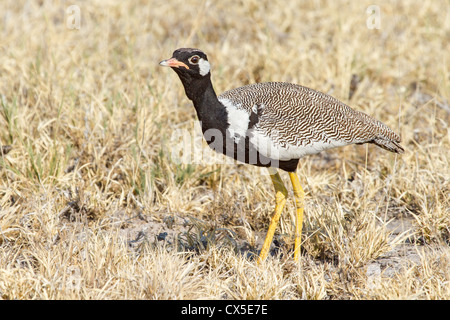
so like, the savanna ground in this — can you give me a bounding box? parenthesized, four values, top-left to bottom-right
(0, 0, 449, 300)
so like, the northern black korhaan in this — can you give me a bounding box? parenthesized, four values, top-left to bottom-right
(160, 48, 404, 262)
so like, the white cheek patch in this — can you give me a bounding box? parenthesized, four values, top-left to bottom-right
(198, 58, 210, 76)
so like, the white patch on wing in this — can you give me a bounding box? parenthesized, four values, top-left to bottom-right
(219, 98, 250, 143)
(198, 58, 210, 76)
(250, 128, 349, 161)
(249, 129, 282, 160)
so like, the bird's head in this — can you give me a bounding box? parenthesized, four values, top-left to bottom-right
(159, 48, 210, 79)
(159, 48, 212, 101)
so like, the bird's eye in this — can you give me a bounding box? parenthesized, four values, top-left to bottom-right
(189, 55, 200, 64)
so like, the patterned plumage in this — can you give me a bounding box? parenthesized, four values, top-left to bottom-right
(219, 82, 404, 157)
(160, 48, 404, 262)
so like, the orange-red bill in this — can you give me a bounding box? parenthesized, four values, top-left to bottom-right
(159, 58, 189, 69)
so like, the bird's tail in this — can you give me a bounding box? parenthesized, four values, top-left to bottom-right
(371, 137, 404, 154)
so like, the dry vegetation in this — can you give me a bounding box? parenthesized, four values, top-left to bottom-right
(0, 0, 449, 300)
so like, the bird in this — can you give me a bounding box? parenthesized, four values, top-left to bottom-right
(159, 48, 404, 263)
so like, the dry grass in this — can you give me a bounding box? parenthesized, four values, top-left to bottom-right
(0, 0, 449, 300)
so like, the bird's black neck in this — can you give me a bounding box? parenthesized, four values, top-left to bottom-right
(178, 73, 228, 133)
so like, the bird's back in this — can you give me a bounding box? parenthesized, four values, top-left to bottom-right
(218, 82, 403, 158)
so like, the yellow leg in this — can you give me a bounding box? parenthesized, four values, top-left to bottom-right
(257, 169, 288, 263)
(288, 172, 305, 262)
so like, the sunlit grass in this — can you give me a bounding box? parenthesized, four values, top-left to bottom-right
(0, 0, 449, 299)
